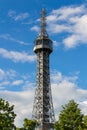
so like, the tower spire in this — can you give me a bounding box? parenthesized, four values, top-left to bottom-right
(40, 9, 48, 37)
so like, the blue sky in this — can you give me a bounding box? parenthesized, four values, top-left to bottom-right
(0, 0, 87, 127)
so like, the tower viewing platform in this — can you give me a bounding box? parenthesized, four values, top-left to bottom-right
(33, 35, 53, 53)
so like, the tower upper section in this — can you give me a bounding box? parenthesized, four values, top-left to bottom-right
(33, 9, 53, 53)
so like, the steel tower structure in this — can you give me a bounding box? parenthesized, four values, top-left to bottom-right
(32, 9, 55, 130)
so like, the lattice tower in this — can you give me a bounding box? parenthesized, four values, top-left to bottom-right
(32, 9, 55, 130)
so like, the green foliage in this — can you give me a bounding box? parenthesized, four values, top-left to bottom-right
(0, 98, 16, 130)
(16, 119, 37, 130)
(84, 115, 87, 125)
(23, 119, 37, 130)
(16, 128, 25, 130)
(83, 115, 87, 130)
(54, 121, 60, 130)
(54, 100, 84, 130)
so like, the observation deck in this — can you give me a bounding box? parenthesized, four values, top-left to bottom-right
(34, 35, 53, 53)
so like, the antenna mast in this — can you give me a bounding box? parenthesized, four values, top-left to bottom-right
(40, 9, 48, 36)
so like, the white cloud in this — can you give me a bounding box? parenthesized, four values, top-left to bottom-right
(8, 10, 29, 21)
(6, 69, 17, 80)
(47, 15, 57, 22)
(0, 34, 29, 45)
(0, 68, 17, 89)
(0, 68, 35, 90)
(0, 68, 17, 85)
(63, 35, 79, 49)
(0, 69, 5, 80)
(47, 5, 87, 48)
(53, 40, 59, 47)
(31, 26, 40, 32)
(51, 5, 85, 21)
(0, 71, 87, 127)
(63, 14, 87, 48)
(48, 23, 70, 34)
(0, 48, 36, 63)
(0, 81, 10, 89)
(51, 71, 63, 82)
(12, 80, 23, 86)
(0, 90, 34, 127)
(32, 4, 87, 49)
(51, 71, 87, 119)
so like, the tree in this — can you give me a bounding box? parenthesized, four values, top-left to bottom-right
(16, 128, 25, 130)
(23, 119, 37, 130)
(54, 121, 60, 130)
(83, 115, 87, 130)
(54, 100, 84, 130)
(16, 119, 37, 130)
(0, 98, 16, 130)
